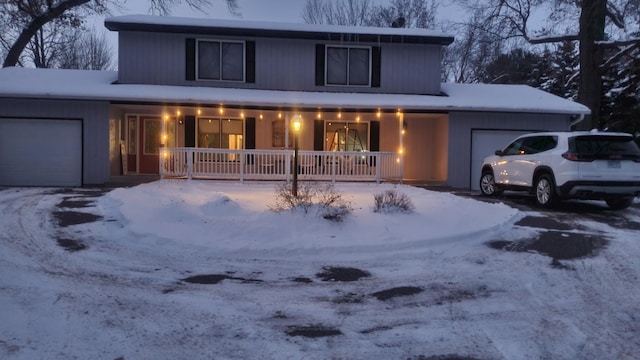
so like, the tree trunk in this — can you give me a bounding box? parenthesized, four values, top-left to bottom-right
(576, 0, 607, 130)
(2, 0, 90, 68)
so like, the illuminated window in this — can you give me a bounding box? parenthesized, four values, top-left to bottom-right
(325, 122, 369, 152)
(198, 118, 244, 150)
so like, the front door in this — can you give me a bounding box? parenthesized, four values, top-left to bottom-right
(139, 116, 162, 174)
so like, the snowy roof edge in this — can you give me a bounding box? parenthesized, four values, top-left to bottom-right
(104, 15, 455, 45)
(0, 68, 590, 115)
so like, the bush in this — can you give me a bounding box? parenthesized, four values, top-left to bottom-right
(373, 190, 415, 214)
(270, 182, 352, 222)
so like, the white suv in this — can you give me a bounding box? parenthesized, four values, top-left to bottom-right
(479, 131, 640, 209)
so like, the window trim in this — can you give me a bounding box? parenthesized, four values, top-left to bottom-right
(324, 45, 372, 87)
(195, 39, 246, 82)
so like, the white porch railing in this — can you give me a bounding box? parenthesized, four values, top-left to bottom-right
(159, 148, 402, 182)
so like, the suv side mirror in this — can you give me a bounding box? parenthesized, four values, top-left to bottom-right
(495, 150, 504, 156)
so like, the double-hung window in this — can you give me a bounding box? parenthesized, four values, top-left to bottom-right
(197, 40, 245, 81)
(326, 46, 371, 86)
(316, 44, 380, 87)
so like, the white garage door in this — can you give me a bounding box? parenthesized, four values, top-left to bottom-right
(470, 130, 531, 191)
(0, 118, 82, 187)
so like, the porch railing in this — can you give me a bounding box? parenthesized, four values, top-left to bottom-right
(159, 148, 401, 182)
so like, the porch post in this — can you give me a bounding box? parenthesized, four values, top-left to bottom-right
(240, 149, 245, 183)
(398, 111, 404, 184)
(187, 148, 193, 180)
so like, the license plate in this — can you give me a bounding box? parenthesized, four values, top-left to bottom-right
(608, 160, 621, 168)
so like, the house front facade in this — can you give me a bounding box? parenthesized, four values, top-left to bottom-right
(0, 15, 589, 189)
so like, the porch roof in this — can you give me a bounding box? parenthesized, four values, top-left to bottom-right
(0, 67, 590, 115)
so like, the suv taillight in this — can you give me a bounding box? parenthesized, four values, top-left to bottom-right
(562, 152, 592, 162)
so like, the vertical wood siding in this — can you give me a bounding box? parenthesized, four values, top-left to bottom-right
(117, 32, 443, 95)
(0, 98, 110, 185)
(447, 111, 571, 189)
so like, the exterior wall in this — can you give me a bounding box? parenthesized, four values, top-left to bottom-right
(447, 111, 571, 189)
(117, 31, 442, 95)
(403, 114, 448, 181)
(0, 98, 111, 185)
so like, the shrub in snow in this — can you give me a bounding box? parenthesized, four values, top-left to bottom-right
(270, 182, 352, 222)
(373, 190, 415, 214)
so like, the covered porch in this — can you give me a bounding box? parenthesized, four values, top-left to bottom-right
(110, 103, 449, 184)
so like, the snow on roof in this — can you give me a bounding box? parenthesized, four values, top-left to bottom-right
(105, 15, 455, 45)
(0, 67, 590, 115)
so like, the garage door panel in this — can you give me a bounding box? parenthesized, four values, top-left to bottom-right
(0, 118, 82, 187)
(470, 130, 531, 191)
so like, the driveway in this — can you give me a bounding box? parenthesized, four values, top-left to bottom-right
(1, 183, 640, 359)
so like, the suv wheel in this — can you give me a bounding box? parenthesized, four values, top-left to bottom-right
(480, 170, 500, 196)
(534, 174, 557, 207)
(605, 197, 634, 210)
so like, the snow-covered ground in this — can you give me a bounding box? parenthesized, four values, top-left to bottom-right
(1, 180, 639, 359)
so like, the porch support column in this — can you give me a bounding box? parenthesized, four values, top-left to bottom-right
(398, 111, 404, 183)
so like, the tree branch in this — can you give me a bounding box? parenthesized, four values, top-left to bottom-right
(528, 34, 580, 44)
(596, 38, 640, 47)
(3, 0, 90, 67)
(601, 43, 639, 70)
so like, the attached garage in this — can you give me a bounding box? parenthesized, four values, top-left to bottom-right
(0, 118, 82, 187)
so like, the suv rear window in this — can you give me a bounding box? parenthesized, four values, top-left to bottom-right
(569, 135, 640, 160)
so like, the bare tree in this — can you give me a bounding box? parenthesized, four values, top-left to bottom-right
(369, 0, 438, 28)
(303, 0, 374, 26)
(1, 0, 239, 68)
(456, 0, 640, 129)
(58, 29, 114, 70)
(441, 8, 505, 83)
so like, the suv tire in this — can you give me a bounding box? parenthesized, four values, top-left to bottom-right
(605, 197, 634, 210)
(480, 170, 500, 196)
(534, 174, 557, 208)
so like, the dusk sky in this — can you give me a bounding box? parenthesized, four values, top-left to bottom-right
(94, 0, 466, 65)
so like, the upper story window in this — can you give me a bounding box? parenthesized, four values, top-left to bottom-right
(186, 39, 255, 83)
(316, 44, 381, 88)
(326, 46, 371, 86)
(197, 40, 245, 81)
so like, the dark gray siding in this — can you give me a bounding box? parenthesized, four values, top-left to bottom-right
(447, 111, 571, 189)
(0, 98, 110, 185)
(117, 31, 442, 95)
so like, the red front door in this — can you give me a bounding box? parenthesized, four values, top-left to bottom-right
(139, 116, 162, 174)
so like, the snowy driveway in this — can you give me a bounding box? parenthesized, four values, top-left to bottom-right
(1, 181, 639, 359)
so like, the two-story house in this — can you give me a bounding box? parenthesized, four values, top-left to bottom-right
(0, 15, 589, 189)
